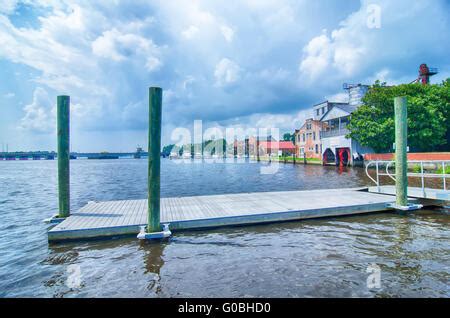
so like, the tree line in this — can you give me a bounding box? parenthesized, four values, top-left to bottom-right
(347, 79, 449, 153)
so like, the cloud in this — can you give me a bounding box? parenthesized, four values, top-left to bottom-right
(299, 32, 331, 81)
(325, 93, 348, 103)
(220, 25, 234, 42)
(3, 92, 15, 98)
(19, 87, 55, 133)
(217, 108, 314, 137)
(299, 0, 450, 87)
(0, 0, 449, 150)
(92, 28, 162, 72)
(214, 58, 241, 87)
(0, 0, 18, 15)
(181, 25, 199, 39)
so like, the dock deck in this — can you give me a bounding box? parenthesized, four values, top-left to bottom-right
(48, 188, 406, 242)
(368, 185, 449, 201)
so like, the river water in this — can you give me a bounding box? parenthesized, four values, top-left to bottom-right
(0, 159, 448, 297)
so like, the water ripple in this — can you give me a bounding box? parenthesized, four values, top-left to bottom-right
(0, 159, 448, 297)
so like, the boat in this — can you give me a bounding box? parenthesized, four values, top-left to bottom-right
(134, 146, 143, 159)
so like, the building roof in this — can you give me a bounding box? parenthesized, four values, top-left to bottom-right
(298, 118, 322, 130)
(336, 104, 358, 113)
(312, 100, 329, 107)
(312, 100, 349, 108)
(319, 103, 357, 121)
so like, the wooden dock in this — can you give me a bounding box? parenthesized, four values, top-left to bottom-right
(48, 188, 409, 242)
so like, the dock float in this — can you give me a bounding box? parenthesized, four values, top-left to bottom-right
(369, 185, 449, 201)
(48, 188, 409, 242)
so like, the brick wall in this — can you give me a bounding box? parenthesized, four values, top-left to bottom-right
(364, 152, 450, 161)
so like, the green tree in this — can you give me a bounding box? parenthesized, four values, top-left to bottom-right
(162, 144, 175, 157)
(283, 133, 295, 143)
(347, 79, 449, 153)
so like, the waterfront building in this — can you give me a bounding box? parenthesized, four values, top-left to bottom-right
(244, 136, 276, 157)
(312, 101, 349, 121)
(319, 84, 372, 166)
(294, 119, 326, 159)
(233, 137, 295, 158)
(258, 141, 296, 157)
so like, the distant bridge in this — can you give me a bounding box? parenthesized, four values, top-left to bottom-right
(0, 151, 148, 160)
(74, 152, 148, 158)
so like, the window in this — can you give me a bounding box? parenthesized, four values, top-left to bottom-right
(315, 144, 319, 154)
(302, 134, 305, 142)
(322, 107, 325, 114)
(313, 132, 316, 140)
(316, 109, 320, 116)
(306, 123, 312, 130)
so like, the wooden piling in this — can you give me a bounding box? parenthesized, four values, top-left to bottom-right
(394, 96, 408, 207)
(148, 87, 162, 232)
(256, 136, 260, 162)
(57, 96, 70, 218)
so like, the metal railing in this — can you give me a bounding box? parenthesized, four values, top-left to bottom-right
(320, 128, 350, 138)
(365, 160, 449, 194)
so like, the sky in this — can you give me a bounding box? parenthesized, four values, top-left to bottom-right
(0, 0, 449, 152)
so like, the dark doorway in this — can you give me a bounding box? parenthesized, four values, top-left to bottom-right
(336, 147, 350, 166)
(323, 148, 335, 164)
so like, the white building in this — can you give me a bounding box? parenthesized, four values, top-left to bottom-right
(319, 84, 372, 166)
(312, 101, 349, 121)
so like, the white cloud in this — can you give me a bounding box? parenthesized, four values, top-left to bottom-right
(221, 108, 314, 135)
(325, 92, 348, 103)
(3, 92, 15, 98)
(181, 25, 199, 39)
(0, 0, 449, 150)
(299, 0, 450, 86)
(0, 0, 18, 14)
(299, 32, 331, 81)
(214, 58, 241, 86)
(19, 87, 55, 133)
(91, 29, 125, 61)
(220, 25, 234, 42)
(92, 28, 162, 71)
(145, 56, 162, 72)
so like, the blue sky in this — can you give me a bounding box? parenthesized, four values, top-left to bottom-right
(0, 0, 449, 152)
